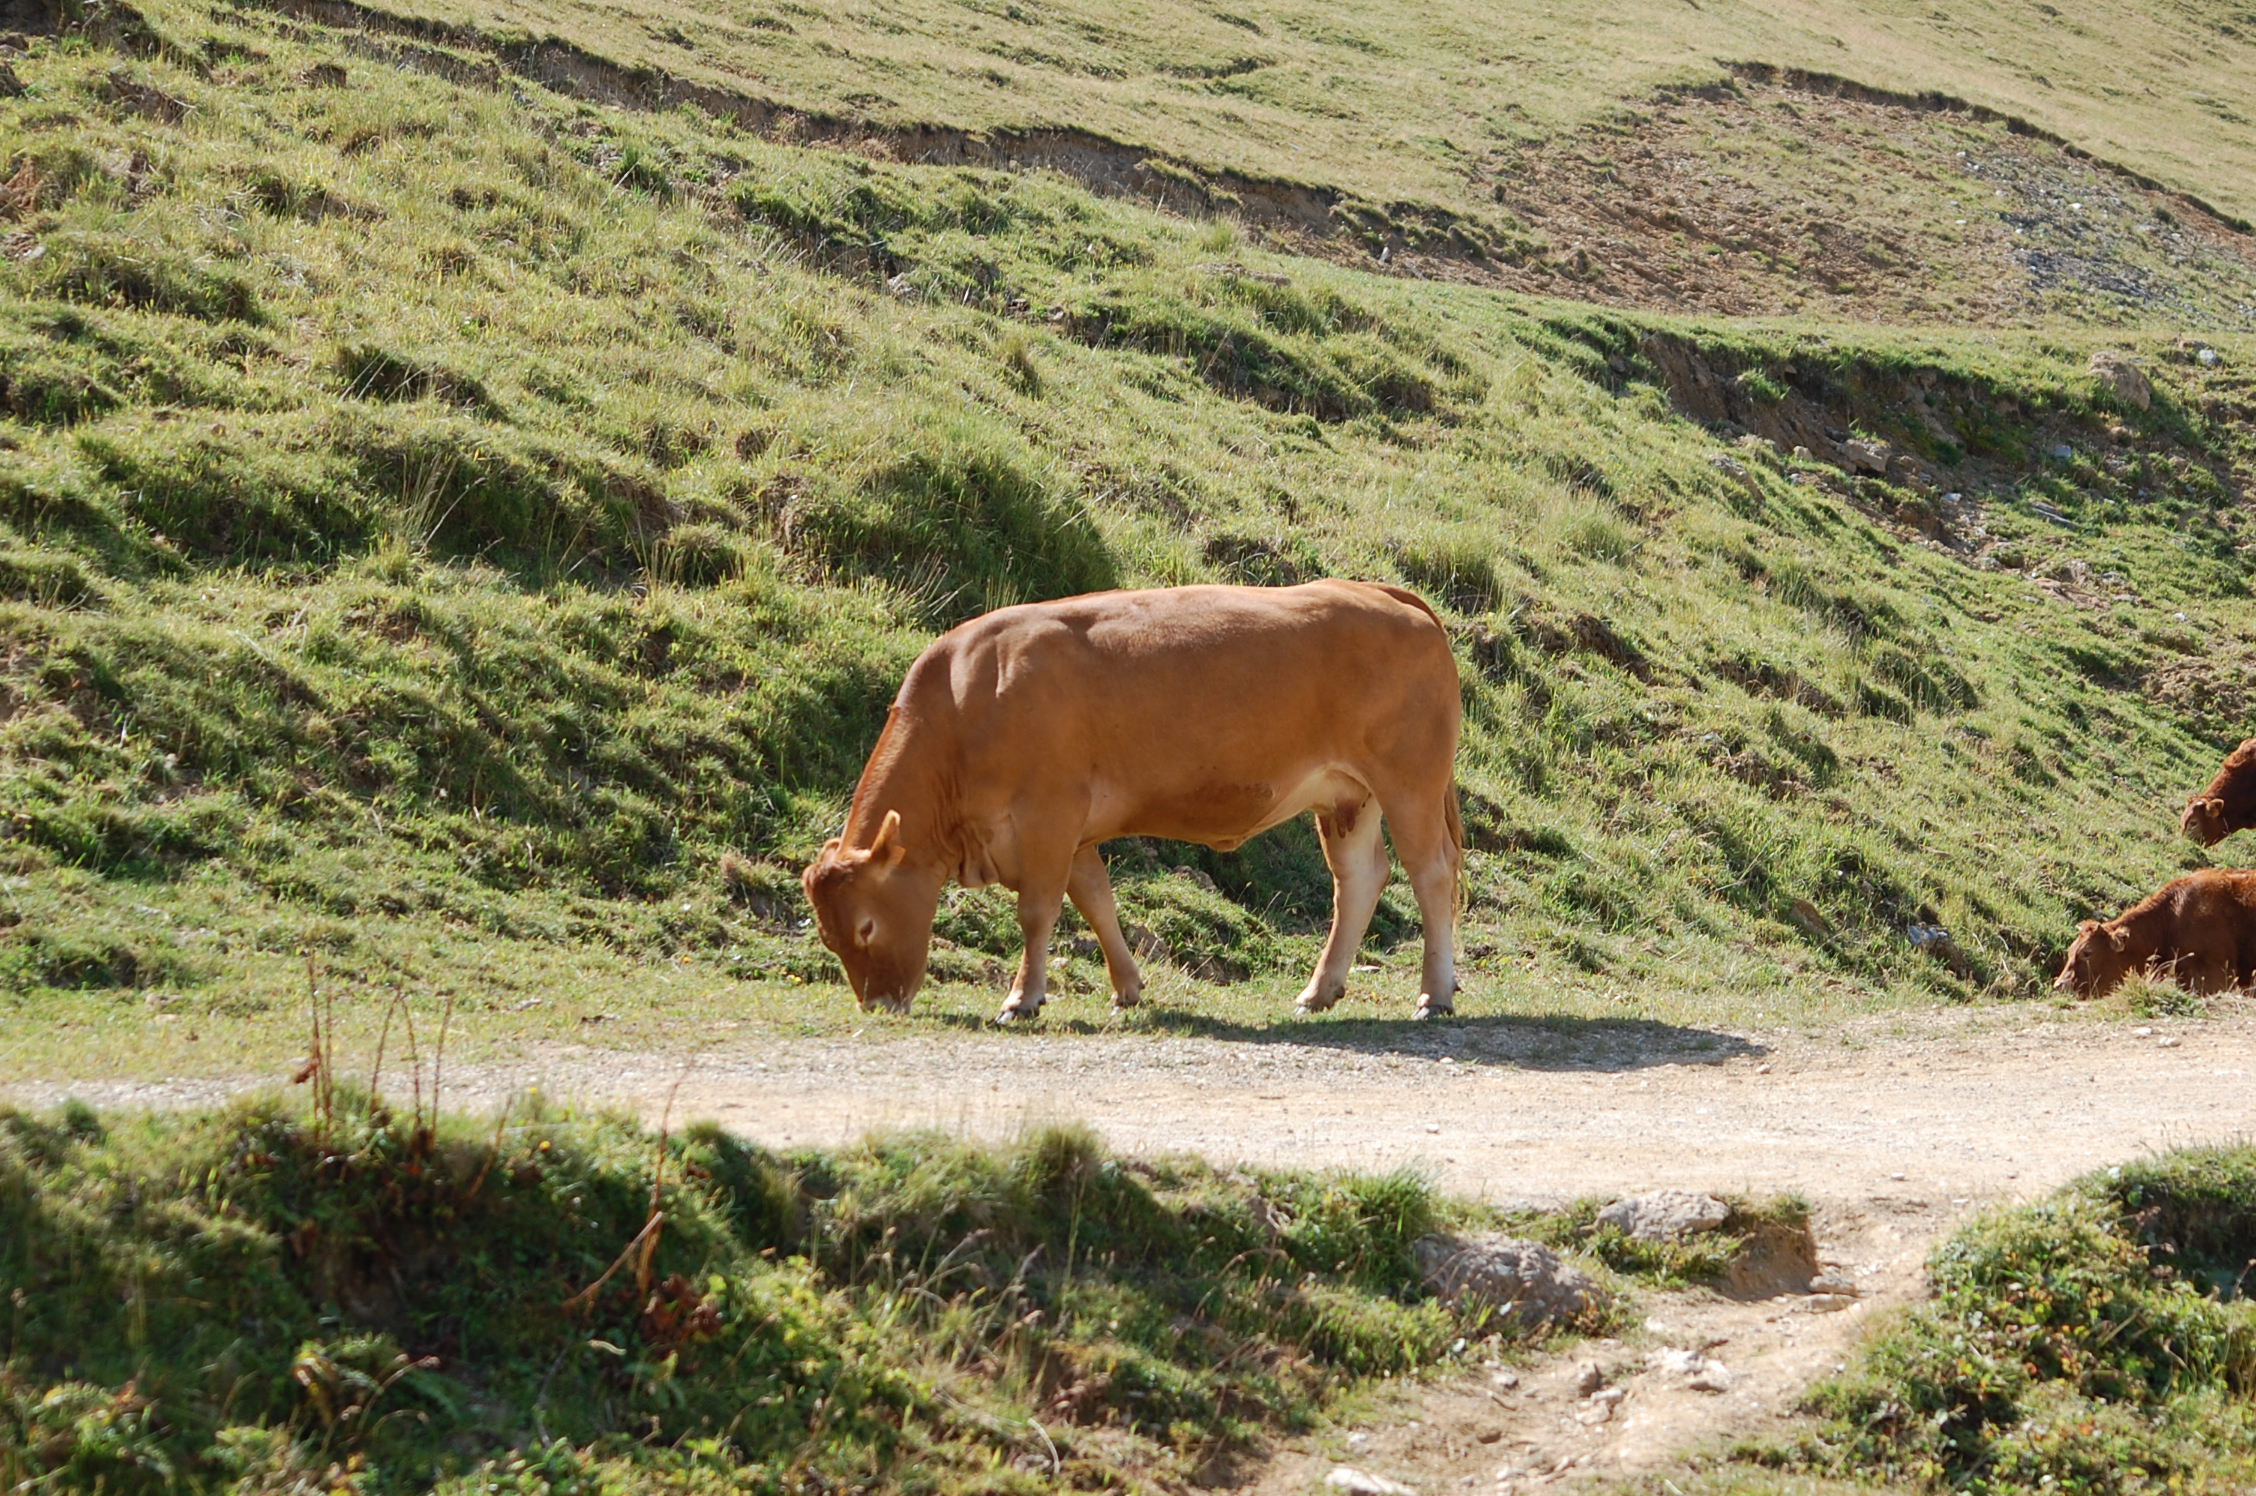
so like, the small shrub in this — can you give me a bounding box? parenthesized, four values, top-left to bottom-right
(43, 235, 264, 324)
(786, 417, 1115, 624)
(1776, 1155, 2256, 1493)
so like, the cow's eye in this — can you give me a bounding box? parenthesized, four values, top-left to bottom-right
(854, 915, 878, 948)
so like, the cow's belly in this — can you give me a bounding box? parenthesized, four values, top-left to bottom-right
(1092, 766, 1367, 850)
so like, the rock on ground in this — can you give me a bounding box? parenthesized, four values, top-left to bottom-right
(1414, 1234, 1606, 1329)
(2088, 350, 2152, 410)
(1840, 436, 1892, 473)
(1596, 1189, 1730, 1242)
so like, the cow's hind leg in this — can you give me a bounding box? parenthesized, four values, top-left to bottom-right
(1067, 844, 1144, 1009)
(1297, 796, 1388, 1014)
(2177, 948, 2234, 995)
(1381, 782, 1462, 1020)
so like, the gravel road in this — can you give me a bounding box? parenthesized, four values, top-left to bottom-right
(19, 1004, 2250, 1209)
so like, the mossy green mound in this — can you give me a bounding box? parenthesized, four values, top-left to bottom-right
(0, 1096, 1520, 1493)
(1764, 1146, 2256, 1494)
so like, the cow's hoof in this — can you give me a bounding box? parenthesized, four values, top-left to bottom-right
(1413, 999, 1456, 1021)
(995, 1003, 1042, 1025)
(1294, 984, 1344, 1015)
(1110, 988, 1143, 1012)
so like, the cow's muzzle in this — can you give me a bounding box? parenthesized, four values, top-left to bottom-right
(855, 991, 916, 1015)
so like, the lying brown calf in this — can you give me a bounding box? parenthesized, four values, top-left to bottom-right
(2053, 867, 2256, 999)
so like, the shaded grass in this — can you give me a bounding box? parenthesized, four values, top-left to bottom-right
(0, 1096, 1566, 1493)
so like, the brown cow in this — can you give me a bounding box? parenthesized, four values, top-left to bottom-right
(801, 580, 1464, 1023)
(2181, 739, 2256, 846)
(2052, 867, 2256, 999)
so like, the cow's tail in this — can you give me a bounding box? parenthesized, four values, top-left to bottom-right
(1444, 780, 1466, 931)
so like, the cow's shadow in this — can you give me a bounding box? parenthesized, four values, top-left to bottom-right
(1127, 1009, 1766, 1072)
(922, 1004, 1767, 1072)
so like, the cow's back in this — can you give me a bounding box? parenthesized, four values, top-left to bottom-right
(2159, 869, 2256, 980)
(916, 581, 1458, 845)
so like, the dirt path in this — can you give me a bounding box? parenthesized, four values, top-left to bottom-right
(12, 1003, 2253, 1488)
(20, 1005, 2252, 1204)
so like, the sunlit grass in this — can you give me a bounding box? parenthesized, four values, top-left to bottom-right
(0, 0, 2251, 1080)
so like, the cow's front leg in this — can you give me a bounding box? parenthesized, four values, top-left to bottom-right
(1067, 843, 1144, 1009)
(998, 875, 1068, 1024)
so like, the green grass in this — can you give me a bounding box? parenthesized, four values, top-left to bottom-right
(2, 0, 2256, 1074)
(1747, 1146, 2256, 1495)
(0, 1093, 1624, 1493)
(224, 0, 2256, 236)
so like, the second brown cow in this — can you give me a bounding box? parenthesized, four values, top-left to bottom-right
(2180, 739, 2256, 846)
(2053, 867, 2256, 999)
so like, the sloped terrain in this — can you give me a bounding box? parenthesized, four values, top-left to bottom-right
(213, 0, 2256, 241)
(1463, 70, 2256, 328)
(177, 0, 2256, 328)
(9, 0, 2256, 1491)
(1, 0, 2255, 1057)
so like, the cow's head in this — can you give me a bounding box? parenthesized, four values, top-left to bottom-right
(2052, 918, 2135, 998)
(2182, 739, 2256, 847)
(801, 810, 944, 1012)
(2181, 794, 2231, 847)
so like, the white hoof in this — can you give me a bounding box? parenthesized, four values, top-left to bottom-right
(995, 999, 1042, 1025)
(1414, 997, 1456, 1020)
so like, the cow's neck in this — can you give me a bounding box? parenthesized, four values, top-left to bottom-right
(2112, 896, 2169, 955)
(844, 704, 964, 875)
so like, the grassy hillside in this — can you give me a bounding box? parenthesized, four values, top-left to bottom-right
(204, 0, 2256, 329)
(1, 0, 2255, 1062)
(243, 0, 2256, 236)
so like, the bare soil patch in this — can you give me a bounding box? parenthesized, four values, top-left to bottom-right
(1403, 74, 2256, 329)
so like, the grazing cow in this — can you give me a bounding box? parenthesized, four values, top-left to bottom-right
(2181, 739, 2256, 846)
(2052, 868, 2256, 999)
(801, 580, 1464, 1024)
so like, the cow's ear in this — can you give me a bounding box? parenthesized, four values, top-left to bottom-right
(2076, 919, 2100, 934)
(870, 809, 906, 868)
(2207, 797, 2228, 816)
(2108, 926, 2131, 951)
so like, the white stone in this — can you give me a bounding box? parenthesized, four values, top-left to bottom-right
(1328, 1468, 1415, 1496)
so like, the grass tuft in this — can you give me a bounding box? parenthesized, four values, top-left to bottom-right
(0, 1097, 1559, 1493)
(1759, 1146, 2256, 1493)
